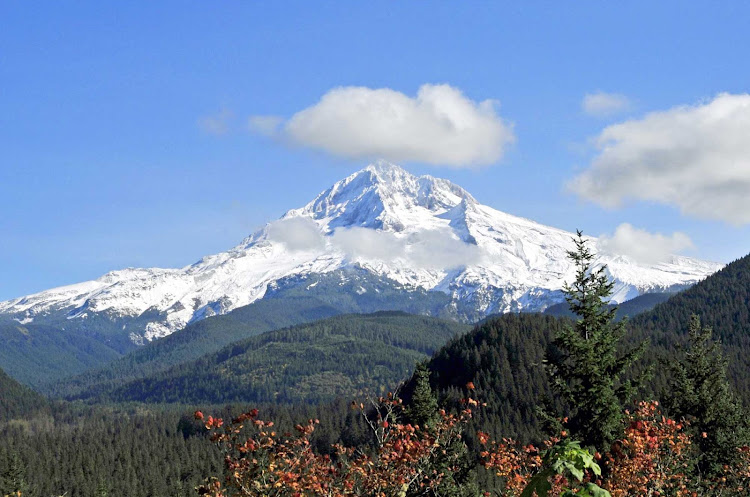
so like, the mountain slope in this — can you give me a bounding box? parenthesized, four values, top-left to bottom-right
(0, 161, 722, 354)
(415, 252, 750, 443)
(71, 312, 472, 405)
(630, 252, 750, 402)
(419, 313, 563, 442)
(0, 366, 48, 421)
(45, 267, 477, 396)
(0, 319, 123, 388)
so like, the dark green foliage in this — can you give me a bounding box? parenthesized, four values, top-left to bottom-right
(0, 451, 29, 497)
(402, 313, 568, 491)
(0, 404, 223, 497)
(629, 252, 750, 403)
(72, 312, 471, 405)
(405, 362, 440, 428)
(407, 251, 750, 452)
(0, 398, 375, 497)
(0, 366, 49, 421)
(96, 478, 109, 497)
(543, 232, 647, 452)
(425, 313, 565, 443)
(46, 296, 345, 399)
(402, 363, 479, 497)
(664, 315, 750, 476)
(0, 320, 123, 388)
(428, 437, 480, 497)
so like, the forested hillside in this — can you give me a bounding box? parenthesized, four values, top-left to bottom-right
(630, 252, 750, 401)
(0, 397, 375, 497)
(44, 268, 472, 398)
(0, 367, 49, 421)
(0, 319, 123, 388)
(44, 296, 344, 398)
(66, 312, 470, 405)
(3, 252, 749, 495)
(421, 313, 561, 442)
(413, 252, 750, 444)
(1, 404, 222, 497)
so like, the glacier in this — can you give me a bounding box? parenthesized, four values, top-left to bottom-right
(0, 161, 723, 344)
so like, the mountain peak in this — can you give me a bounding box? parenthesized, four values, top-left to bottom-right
(362, 159, 410, 177)
(359, 161, 473, 201)
(0, 162, 724, 347)
(286, 161, 476, 232)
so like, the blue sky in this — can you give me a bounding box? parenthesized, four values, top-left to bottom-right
(2, 1, 750, 300)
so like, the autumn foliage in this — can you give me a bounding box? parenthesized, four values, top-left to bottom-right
(604, 401, 693, 496)
(196, 394, 750, 497)
(196, 393, 476, 496)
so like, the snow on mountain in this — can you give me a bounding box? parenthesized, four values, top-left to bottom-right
(0, 161, 723, 344)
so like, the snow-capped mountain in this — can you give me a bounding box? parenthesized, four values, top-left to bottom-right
(0, 161, 722, 344)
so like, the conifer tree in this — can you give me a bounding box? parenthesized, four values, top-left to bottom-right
(544, 231, 647, 452)
(0, 451, 28, 497)
(402, 363, 479, 496)
(665, 314, 750, 476)
(96, 477, 109, 497)
(406, 362, 439, 428)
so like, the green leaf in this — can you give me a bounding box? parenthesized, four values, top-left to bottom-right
(565, 463, 584, 481)
(579, 483, 611, 497)
(520, 471, 553, 497)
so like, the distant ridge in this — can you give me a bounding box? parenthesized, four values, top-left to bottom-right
(544, 292, 673, 320)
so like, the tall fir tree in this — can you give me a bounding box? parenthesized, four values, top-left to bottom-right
(402, 363, 478, 497)
(0, 451, 28, 497)
(665, 314, 750, 477)
(96, 477, 109, 497)
(543, 231, 647, 452)
(406, 362, 439, 428)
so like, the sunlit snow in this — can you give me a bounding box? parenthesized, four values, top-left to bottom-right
(0, 161, 723, 344)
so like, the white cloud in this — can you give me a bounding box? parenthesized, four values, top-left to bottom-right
(569, 93, 750, 225)
(582, 92, 631, 118)
(331, 228, 404, 262)
(198, 109, 233, 135)
(598, 223, 694, 264)
(266, 216, 484, 270)
(251, 84, 515, 167)
(331, 227, 482, 270)
(248, 115, 283, 136)
(403, 229, 483, 269)
(266, 218, 325, 251)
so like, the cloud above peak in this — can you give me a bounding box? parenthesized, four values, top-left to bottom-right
(249, 84, 515, 168)
(570, 93, 750, 225)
